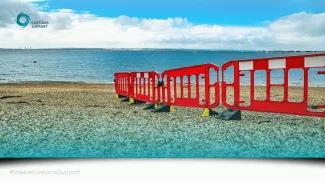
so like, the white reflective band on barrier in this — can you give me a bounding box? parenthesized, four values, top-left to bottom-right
(239, 61, 253, 70)
(269, 58, 286, 69)
(144, 73, 149, 78)
(305, 56, 325, 68)
(137, 73, 141, 78)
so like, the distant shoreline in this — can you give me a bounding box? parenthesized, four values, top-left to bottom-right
(0, 81, 324, 88)
(0, 81, 115, 85)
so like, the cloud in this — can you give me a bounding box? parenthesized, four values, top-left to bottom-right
(0, 0, 324, 50)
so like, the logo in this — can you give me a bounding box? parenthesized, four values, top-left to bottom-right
(16, 12, 30, 27)
(16, 12, 49, 28)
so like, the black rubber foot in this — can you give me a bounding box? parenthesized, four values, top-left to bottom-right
(143, 104, 157, 110)
(219, 109, 241, 120)
(209, 109, 219, 116)
(154, 105, 172, 112)
(132, 100, 146, 104)
(117, 95, 127, 98)
(120, 97, 129, 102)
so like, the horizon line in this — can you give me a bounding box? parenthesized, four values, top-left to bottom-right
(0, 48, 324, 52)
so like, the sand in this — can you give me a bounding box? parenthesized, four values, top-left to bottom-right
(0, 82, 324, 158)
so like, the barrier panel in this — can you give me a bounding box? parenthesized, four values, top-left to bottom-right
(129, 71, 160, 105)
(222, 53, 325, 117)
(114, 72, 131, 98)
(160, 64, 220, 116)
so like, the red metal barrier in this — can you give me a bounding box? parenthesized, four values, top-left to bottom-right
(160, 64, 220, 116)
(222, 53, 325, 117)
(129, 71, 160, 105)
(114, 72, 131, 97)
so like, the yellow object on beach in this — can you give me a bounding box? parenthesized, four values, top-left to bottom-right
(170, 105, 176, 112)
(129, 98, 135, 104)
(202, 108, 210, 117)
(115, 94, 120, 102)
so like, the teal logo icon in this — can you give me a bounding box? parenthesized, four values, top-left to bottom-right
(16, 12, 30, 27)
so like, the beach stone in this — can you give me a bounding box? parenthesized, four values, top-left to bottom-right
(0, 83, 324, 158)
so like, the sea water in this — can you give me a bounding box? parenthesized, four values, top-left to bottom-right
(0, 49, 324, 86)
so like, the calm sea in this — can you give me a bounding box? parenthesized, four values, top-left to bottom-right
(0, 49, 324, 86)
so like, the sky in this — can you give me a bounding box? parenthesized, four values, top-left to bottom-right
(0, 0, 324, 50)
(43, 0, 325, 25)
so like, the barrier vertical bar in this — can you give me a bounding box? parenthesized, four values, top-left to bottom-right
(266, 70, 271, 101)
(188, 76, 191, 98)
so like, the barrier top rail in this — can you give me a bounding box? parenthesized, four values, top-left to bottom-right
(228, 53, 325, 63)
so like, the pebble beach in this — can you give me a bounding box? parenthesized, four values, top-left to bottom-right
(0, 82, 324, 158)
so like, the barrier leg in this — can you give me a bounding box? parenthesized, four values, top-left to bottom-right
(154, 105, 176, 112)
(128, 98, 145, 105)
(202, 108, 219, 117)
(129, 98, 135, 104)
(115, 94, 120, 102)
(170, 105, 176, 112)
